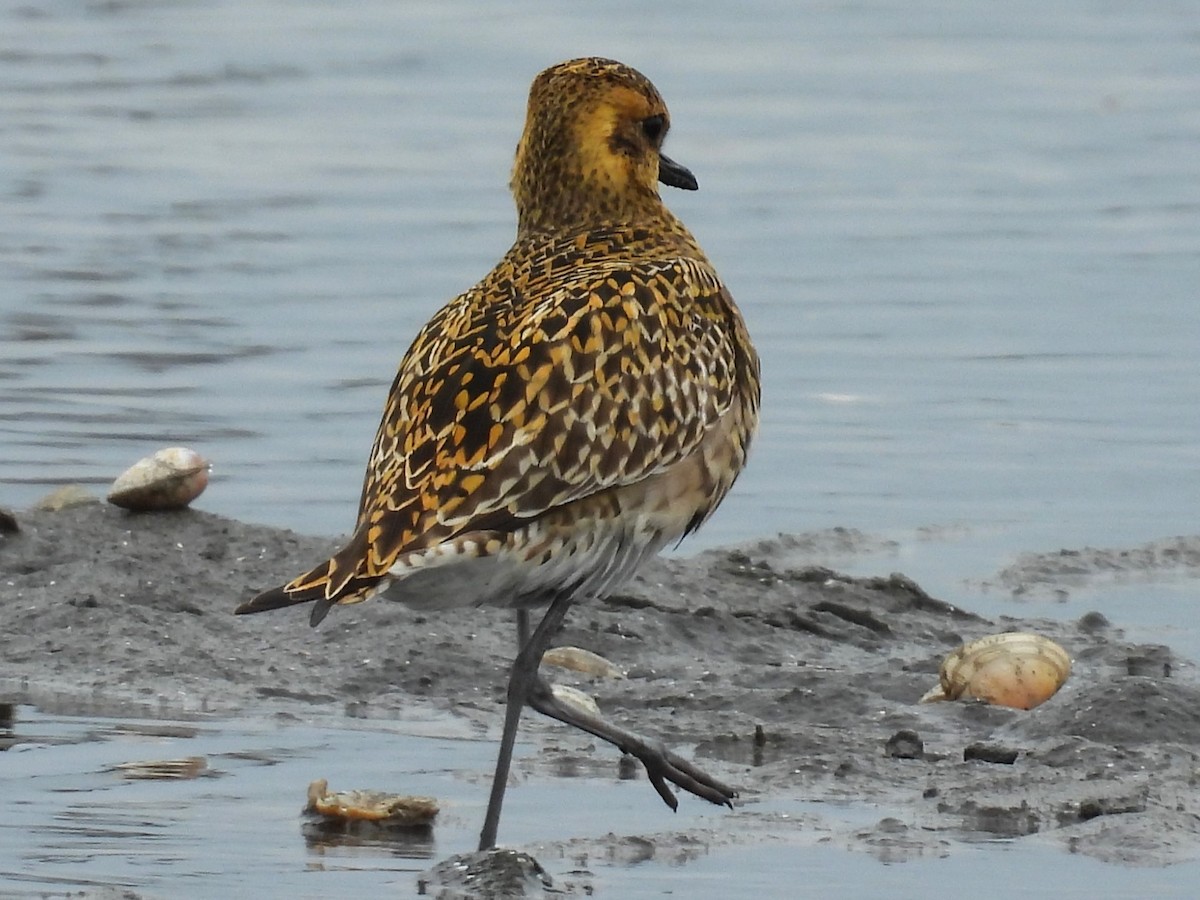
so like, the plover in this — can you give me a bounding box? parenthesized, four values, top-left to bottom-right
(236, 57, 761, 851)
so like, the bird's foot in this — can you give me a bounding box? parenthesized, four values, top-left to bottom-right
(617, 736, 736, 810)
(528, 675, 736, 810)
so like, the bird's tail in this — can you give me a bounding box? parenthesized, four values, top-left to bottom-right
(235, 527, 384, 628)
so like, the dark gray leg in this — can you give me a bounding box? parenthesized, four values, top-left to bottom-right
(516, 607, 530, 648)
(527, 672, 736, 809)
(477, 598, 572, 851)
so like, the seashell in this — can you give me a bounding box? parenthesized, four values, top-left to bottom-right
(112, 756, 207, 780)
(541, 646, 625, 679)
(550, 683, 601, 717)
(304, 778, 439, 827)
(34, 484, 98, 511)
(920, 631, 1071, 710)
(107, 447, 210, 511)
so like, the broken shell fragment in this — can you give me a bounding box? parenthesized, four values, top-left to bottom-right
(920, 631, 1071, 710)
(112, 756, 208, 780)
(107, 447, 210, 511)
(305, 779, 439, 827)
(541, 646, 625, 679)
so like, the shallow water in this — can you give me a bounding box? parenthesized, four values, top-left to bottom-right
(2, 2, 1199, 893)
(5, 707, 1199, 898)
(2, 1, 1198, 603)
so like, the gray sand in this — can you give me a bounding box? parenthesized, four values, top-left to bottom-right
(3, 500, 1200, 893)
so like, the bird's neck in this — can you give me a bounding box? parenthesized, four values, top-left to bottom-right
(511, 127, 686, 242)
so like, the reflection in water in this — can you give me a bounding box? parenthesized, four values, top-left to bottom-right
(0, 708, 480, 892)
(302, 820, 436, 860)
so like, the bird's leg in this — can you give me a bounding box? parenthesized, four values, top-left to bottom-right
(516, 607, 531, 648)
(528, 672, 736, 810)
(478, 596, 573, 851)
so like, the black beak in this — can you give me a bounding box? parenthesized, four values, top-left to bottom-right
(658, 153, 698, 191)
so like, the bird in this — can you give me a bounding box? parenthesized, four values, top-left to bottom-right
(235, 56, 761, 851)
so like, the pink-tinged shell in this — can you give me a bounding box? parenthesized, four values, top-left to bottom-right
(920, 631, 1071, 710)
(107, 447, 210, 511)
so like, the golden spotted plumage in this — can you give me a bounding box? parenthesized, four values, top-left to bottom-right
(237, 54, 760, 852)
(237, 56, 760, 630)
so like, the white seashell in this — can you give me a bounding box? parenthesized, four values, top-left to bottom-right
(107, 447, 210, 511)
(541, 646, 626, 679)
(550, 683, 601, 717)
(920, 631, 1071, 710)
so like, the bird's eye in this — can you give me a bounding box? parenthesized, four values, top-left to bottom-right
(641, 114, 665, 144)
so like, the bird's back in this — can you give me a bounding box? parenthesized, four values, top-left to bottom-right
(236, 58, 760, 627)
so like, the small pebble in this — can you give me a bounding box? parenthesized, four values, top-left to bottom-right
(884, 729, 924, 760)
(963, 742, 1019, 765)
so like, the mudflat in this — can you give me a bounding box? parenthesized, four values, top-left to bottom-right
(2, 501, 1198, 893)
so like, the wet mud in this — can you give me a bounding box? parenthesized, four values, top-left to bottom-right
(3, 501, 1200, 895)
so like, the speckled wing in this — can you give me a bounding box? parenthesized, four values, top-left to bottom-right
(243, 255, 748, 619)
